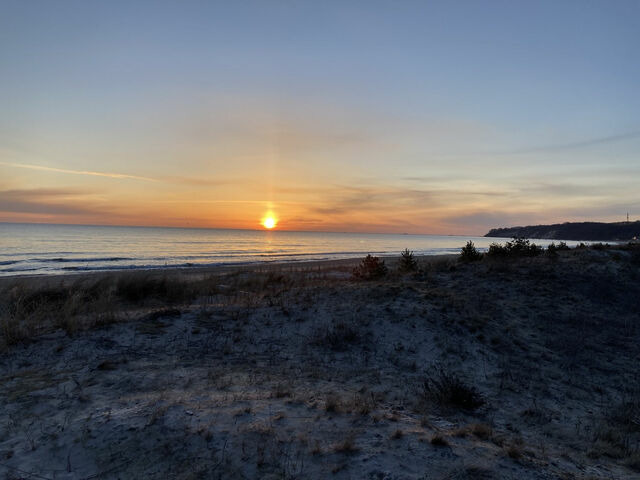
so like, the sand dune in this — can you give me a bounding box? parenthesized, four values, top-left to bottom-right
(0, 247, 639, 479)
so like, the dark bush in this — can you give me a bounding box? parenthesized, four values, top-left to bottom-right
(505, 237, 542, 256)
(115, 275, 189, 303)
(398, 248, 418, 272)
(460, 241, 482, 262)
(352, 254, 388, 280)
(486, 237, 542, 258)
(547, 241, 569, 257)
(422, 366, 484, 411)
(487, 242, 508, 257)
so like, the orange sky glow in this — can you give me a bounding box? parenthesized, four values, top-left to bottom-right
(1, 3, 639, 234)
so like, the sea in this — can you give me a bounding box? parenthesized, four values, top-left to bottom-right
(0, 223, 578, 277)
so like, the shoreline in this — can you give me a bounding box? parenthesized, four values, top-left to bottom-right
(0, 253, 459, 284)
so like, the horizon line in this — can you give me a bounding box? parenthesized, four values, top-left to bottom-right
(0, 220, 478, 238)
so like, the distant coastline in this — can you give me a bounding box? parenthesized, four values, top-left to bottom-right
(486, 220, 640, 241)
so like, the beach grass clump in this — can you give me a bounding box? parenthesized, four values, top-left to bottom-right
(398, 248, 418, 272)
(333, 433, 359, 453)
(421, 365, 484, 411)
(0, 284, 71, 347)
(115, 275, 192, 304)
(311, 319, 360, 351)
(0, 309, 26, 349)
(430, 434, 449, 446)
(352, 254, 388, 280)
(460, 241, 482, 262)
(610, 395, 640, 432)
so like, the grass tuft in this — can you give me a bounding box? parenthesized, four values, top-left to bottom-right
(422, 365, 484, 411)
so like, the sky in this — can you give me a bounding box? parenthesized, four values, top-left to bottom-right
(1, 0, 639, 234)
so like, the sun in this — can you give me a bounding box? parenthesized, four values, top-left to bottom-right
(261, 214, 277, 229)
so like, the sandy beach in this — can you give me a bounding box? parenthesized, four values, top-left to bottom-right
(1, 246, 639, 479)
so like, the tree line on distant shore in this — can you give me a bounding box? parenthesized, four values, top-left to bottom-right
(486, 220, 640, 242)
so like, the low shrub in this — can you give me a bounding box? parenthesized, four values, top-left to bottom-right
(505, 237, 543, 256)
(115, 275, 190, 303)
(422, 365, 484, 411)
(460, 241, 482, 262)
(352, 254, 388, 280)
(430, 434, 449, 446)
(486, 237, 542, 258)
(398, 248, 418, 272)
(487, 242, 508, 257)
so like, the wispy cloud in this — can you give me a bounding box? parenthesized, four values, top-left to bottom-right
(0, 161, 234, 187)
(0, 188, 108, 216)
(505, 130, 640, 154)
(0, 161, 157, 182)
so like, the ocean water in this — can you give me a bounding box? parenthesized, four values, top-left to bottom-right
(0, 223, 574, 277)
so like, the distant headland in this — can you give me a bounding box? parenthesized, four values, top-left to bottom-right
(485, 220, 640, 241)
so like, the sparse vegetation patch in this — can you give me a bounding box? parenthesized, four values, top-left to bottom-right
(421, 365, 484, 411)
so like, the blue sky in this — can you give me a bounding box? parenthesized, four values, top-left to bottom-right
(1, 1, 639, 233)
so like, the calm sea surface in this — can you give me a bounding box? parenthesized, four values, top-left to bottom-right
(0, 223, 578, 277)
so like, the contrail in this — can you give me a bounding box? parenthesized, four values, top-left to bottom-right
(0, 161, 157, 182)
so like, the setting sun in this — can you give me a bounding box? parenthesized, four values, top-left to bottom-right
(261, 214, 277, 229)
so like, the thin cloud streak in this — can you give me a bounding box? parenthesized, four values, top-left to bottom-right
(0, 161, 231, 187)
(504, 130, 640, 154)
(0, 161, 157, 182)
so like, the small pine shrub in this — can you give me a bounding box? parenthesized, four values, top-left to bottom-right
(486, 237, 542, 258)
(547, 241, 569, 257)
(505, 237, 543, 256)
(352, 254, 388, 280)
(460, 241, 482, 262)
(487, 242, 508, 257)
(398, 248, 418, 272)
